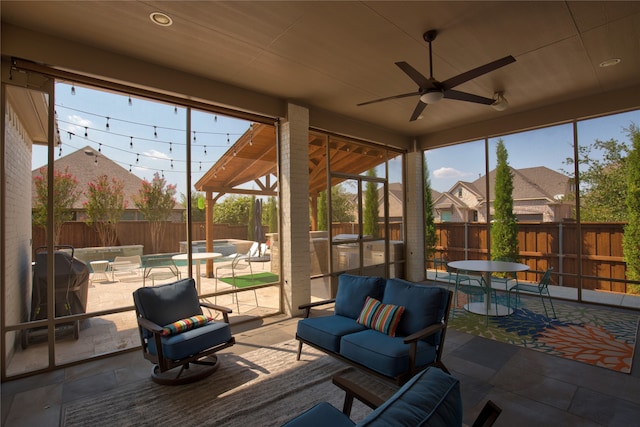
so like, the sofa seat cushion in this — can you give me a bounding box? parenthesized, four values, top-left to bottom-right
(281, 402, 355, 427)
(148, 321, 232, 360)
(383, 279, 449, 345)
(358, 367, 462, 427)
(340, 329, 437, 379)
(297, 315, 367, 354)
(335, 274, 386, 319)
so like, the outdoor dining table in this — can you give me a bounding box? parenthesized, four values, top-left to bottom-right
(172, 252, 222, 293)
(447, 260, 529, 317)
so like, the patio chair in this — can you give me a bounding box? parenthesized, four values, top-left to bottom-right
(133, 278, 235, 385)
(215, 253, 257, 311)
(143, 256, 181, 286)
(110, 255, 142, 280)
(490, 256, 519, 291)
(508, 267, 556, 319)
(455, 276, 498, 325)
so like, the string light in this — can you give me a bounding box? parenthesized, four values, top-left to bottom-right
(199, 161, 202, 171)
(129, 164, 132, 173)
(98, 143, 102, 152)
(204, 145, 207, 155)
(214, 115, 218, 122)
(161, 170, 165, 178)
(227, 133, 230, 144)
(153, 126, 158, 138)
(84, 127, 88, 138)
(68, 131, 74, 139)
(136, 153, 140, 163)
(105, 117, 110, 130)
(59, 146, 63, 156)
(128, 96, 132, 106)
(171, 160, 174, 169)
(71, 84, 76, 95)
(169, 142, 172, 153)
(193, 131, 197, 142)
(130, 136, 133, 149)
(174, 106, 178, 114)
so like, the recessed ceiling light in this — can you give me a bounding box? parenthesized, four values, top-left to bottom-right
(150, 12, 173, 27)
(599, 58, 621, 68)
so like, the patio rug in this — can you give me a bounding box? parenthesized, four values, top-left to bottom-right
(218, 272, 279, 288)
(62, 341, 397, 427)
(449, 293, 640, 373)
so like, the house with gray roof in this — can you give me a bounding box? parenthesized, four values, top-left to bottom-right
(433, 166, 574, 223)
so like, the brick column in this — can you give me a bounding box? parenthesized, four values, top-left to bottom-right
(405, 150, 425, 281)
(280, 103, 310, 316)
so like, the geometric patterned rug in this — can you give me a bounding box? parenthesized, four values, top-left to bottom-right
(449, 293, 639, 373)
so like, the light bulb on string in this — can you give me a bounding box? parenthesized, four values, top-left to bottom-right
(136, 153, 139, 164)
(169, 142, 172, 153)
(161, 170, 165, 178)
(84, 127, 88, 138)
(227, 133, 230, 144)
(128, 96, 132, 106)
(174, 106, 178, 114)
(59, 146, 63, 157)
(199, 161, 202, 171)
(71, 84, 76, 95)
(204, 145, 207, 155)
(98, 143, 102, 152)
(171, 160, 174, 169)
(130, 136, 133, 149)
(214, 115, 218, 122)
(105, 117, 110, 130)
(193, 131, 197, 142)
(153, 126, 158, 138)
(129, 164, 132, 173)
(68, 132, 74, 139)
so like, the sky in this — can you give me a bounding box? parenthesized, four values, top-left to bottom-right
(34, 82, 639, 196)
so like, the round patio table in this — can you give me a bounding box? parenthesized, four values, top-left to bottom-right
(448, 260, 529, 316)
(172, 252, 222, 293)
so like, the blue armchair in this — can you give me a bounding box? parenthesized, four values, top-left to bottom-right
(133, 278, 235, 385)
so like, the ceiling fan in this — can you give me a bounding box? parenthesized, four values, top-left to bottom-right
(357, 29, 516, 121)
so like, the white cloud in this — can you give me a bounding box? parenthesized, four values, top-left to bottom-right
(64, 114, 92, 136)
(143, 149, 171, 160)
(433, 167, 473, 180)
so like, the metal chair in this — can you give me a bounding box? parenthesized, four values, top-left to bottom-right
(143, 256, 181, 286)
(490, 256, 519, 291)
(507, 267, 556, 319)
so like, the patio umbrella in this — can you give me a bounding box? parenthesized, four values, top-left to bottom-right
(254, 199, 263, 255)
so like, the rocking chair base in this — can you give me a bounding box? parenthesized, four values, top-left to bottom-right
(151, 354, 221, 385)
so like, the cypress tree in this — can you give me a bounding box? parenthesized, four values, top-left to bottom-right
(364, 169, 380, 238)
(424, 158, 438, 260)
(491, 140, 519, 261)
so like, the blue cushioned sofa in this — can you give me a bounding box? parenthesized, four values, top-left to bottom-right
(282, 366, 464, 427)
(296, 274, 452, 385)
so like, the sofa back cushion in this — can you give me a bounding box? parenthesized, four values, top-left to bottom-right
(335, 274, 386, 319)
(382, 279, 449, 344)
(358, 367, 462, 427)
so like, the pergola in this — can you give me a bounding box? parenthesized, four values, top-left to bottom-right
(194, 123, 394, 275)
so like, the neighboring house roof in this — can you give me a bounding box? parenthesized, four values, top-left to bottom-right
(470, 166, 571, 203)
(32, 145, 145, 210)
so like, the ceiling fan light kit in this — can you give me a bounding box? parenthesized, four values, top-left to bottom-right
(358, 29, 516, 121)
(491, 92, 509, 111)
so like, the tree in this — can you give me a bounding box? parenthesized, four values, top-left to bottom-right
(132, 172, 177, 253)
(565, 138, 629, 222)
(33, 166, 80, 245)
(317, 191, 327, 231)
(491, 140, 519, 262)
(331, 184, 356, 223)
(623, 124, 640, 292)
(363, 169, 380, 238)
(247, 195, 256, 241)
(84, 175, 126, 246)
(424, 159, 438, 260)
(212, 195, 252, 225)
(267, 196, 278, 234)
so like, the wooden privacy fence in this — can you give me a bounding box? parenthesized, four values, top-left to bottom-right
(32, 221, 255, 255)
(434, 222, 631, 293)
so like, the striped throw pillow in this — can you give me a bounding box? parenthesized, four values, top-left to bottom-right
(161, 315, 213, 336)
(356, 296, 405, 337)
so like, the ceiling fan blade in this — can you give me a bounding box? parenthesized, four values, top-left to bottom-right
(395, 62, 432, 89)
(441, 56, 516, 90)
(409, 100, 427, 122)
(357, 91, 420, 107)
(444, 89, 495, 105)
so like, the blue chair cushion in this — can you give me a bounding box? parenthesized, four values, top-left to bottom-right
(383, 279, 448, 345)
(134, 278, 202, 330)
(335, 274, 385, 319)
(297, 315, 366, 354)
(281, 402, 355, 427)
(359, 367, 462, 427)
(340, 329, 437, 379)
(147, 320, 232, 360)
